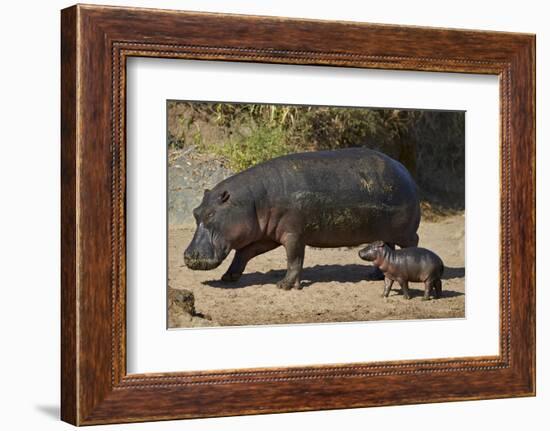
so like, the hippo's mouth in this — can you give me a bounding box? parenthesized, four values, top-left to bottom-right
(358, 248, 374, 261)
(183, 222, 232, 270)
(184, 255, 223, 271)
(184, 244, 231, 271)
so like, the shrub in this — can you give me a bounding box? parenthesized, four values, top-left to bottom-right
(209, 125, 292, 172)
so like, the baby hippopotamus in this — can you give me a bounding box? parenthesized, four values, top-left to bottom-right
(358, 241, 444, 300)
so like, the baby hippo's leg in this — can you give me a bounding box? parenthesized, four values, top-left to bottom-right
(433, 279, 442, 299)
(399, 280, 411, 300)
(383, 277, 394, 297)
(423, 281, 433, 301)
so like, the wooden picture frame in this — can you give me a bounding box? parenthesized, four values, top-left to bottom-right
(61, 4, 535, 425)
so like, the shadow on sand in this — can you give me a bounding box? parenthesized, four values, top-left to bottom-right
(442, 266, 465, 280)
(385, 286, 464, 299)
(203, 264, 465, 296)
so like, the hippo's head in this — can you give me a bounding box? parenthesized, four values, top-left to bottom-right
(184, 187, 256, 270)
(358, 240, 386, 261)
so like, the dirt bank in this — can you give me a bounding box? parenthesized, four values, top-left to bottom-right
(168, 214, 465, 328)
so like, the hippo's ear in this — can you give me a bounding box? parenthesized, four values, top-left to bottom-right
(219, 190, 230, 204)
(203, 188, 210, 195)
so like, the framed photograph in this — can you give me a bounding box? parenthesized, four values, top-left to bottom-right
(61, 4, 535, 425)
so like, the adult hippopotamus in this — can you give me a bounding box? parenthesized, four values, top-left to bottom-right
(184, 147, 420, 290)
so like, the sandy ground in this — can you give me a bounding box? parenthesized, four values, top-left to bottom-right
(168, 214, 465, 328)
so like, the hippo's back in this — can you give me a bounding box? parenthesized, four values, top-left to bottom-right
(261, 147, 415, 200)
(230, 147, 420, 247)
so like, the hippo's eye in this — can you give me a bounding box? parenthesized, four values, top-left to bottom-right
(204, 211, 215, 221)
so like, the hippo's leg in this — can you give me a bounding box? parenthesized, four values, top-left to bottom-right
(433, 279, 442, 299)
(383, 277, 394, 297)
(221, 240, 280, 282)
(277, 233, 305, 290)
(399, 280, 411, 300)
(422, 281, 432, 301)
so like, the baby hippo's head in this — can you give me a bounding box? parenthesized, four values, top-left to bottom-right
(358, 240, 386, 261)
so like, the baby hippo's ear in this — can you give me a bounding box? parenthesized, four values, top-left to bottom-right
(219, 190, 230, 204)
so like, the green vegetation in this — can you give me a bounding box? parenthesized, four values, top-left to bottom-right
(209, 125, 292, 172)
(167, 101, 465, 209)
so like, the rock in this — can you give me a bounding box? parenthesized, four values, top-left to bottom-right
(167, 287, 220, 328)
(168, 288, 196, 315)
(168, 148, 234, 225)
